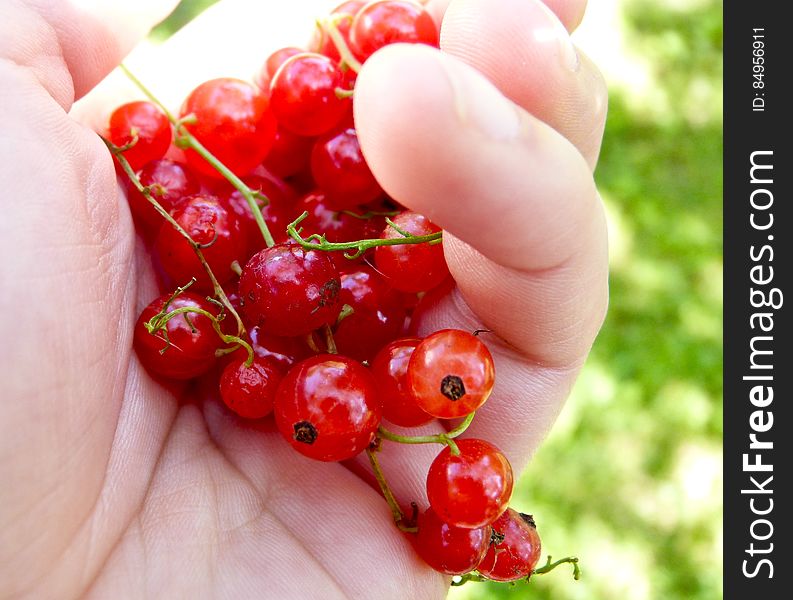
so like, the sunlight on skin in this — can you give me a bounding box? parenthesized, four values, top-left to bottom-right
(21, 0, 606, 597)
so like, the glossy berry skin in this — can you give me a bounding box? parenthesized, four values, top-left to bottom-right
(239, 244, 342, 336)
(270, 53, 350, 137)
(370, 338, 434, 427)
(219, 357, 282, 419)
(310, 1, 367, 61)
(297, 191, 378, 242)
(408, 329, 495, 419)
(218, 325, 314, 374)
(249, 327, 313, 371)
(155, 194, 245, 291)
(108, 101, 172, 171)
(333, 266, 407, 361)
(426, 438, 514, 528)
(414, 508, 491, 575)
(134, 292, 221, 380)
(275, 355, 381, 461)
(311, 127, 383, 210)
(350, 0, 439, 61)
(256, 46, 304, 89)
(374, 211, 449, 293)
(263, 125, 315, 178)
(477, 509, 542, 582)
(180, 78, 277, 177)
(126, 159, 200, 237)
(217, 174, 295, 258)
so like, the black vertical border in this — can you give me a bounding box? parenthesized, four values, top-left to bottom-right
(724, 2, 791, 598)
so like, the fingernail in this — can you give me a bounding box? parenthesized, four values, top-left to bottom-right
(439, 55, 522, 141)
(533, 0, 580, 72)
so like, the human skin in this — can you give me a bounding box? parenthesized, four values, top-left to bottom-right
(0, 0, 607, 598)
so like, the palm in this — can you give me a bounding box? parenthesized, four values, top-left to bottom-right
(1, 0, 607, 598)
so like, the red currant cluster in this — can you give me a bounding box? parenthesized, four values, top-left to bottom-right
(105, 0, 576, 587)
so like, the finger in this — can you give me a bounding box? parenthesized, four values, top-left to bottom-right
(0, 0, 178, 108)
(0, 1, 181, 595)
(355, 45, 607, 359)
(426, 0, 588, 32)
(440, 0, 607, 168)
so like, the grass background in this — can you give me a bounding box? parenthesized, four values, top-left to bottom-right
(154, 1, 723, 598)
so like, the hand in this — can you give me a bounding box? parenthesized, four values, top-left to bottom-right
(0, 0, 608, 597)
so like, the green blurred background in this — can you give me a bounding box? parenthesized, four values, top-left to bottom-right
(154, 1, 723, 598)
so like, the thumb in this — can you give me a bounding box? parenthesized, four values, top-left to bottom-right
(353, 44, 607, 366)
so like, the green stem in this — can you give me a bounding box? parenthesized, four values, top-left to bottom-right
(532, 556, 581, 580)
(105, 139, 245, 337)
(119, 64, 275, 248)
(287, 211, 443, 260)
(340, 209, 401, 220)
(365, 446, 417, 533)
(450, 573, 487, 587)
(336, 304, 355, 325)
(322, 17, 363, 74)
(335, 87, 355, 99)
(450, 556, 580, 587)
(147, 303, 254, 366)
(377, 412, 476, 456)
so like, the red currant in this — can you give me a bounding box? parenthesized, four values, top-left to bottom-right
(426, 438, 514, 528)
(262, 125, 315, 178)
(270, 53, 351, 137)
(125, 158, 200, 237)
(180, 78, 277, 177)
(275, 355, 381, 461)
(239, 244, 341, 336)
(218, 325, 314, 372)
(311, 127, 383, 210)
(333, 266, 407, 361)
(297, 191, 374, 241)
(134, 292, 222, 380)
(370, 338, 433, 427)
(295, 191, 384, 268)
(350, 0, 439, 62)
(477, 509, 542, 582)
(219, 356, 283, 419)
(408, 329, 495, 419)
(310, 1, 367, 61)
(217, 174, 295, 259)
(154, 194, 246, 291)
(256, 46, 305, 90)
(108, 101, 172, 171)
(413, 507, 491, 575)
(374, 211, 449, 293)
(249, 327, 314, 371)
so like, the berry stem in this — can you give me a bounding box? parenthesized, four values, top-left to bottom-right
(287, 211, 443, 260)
(532, 556, 581, 580)
(336, 304, 355, 325)
(147, 287, 255, 366)
(104, 140, 245, 337)
(449, 573, 487, 587)
(118, 64, 276, 248)
(449, 556, 580, 587)
(334, 87, 355, 99)
(320, 17, 363, 74)
(340, 209, 401, 220)
(365, 446, 417, 533)
(323, 324, 338, 354)
(376, 412, 476, 456)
